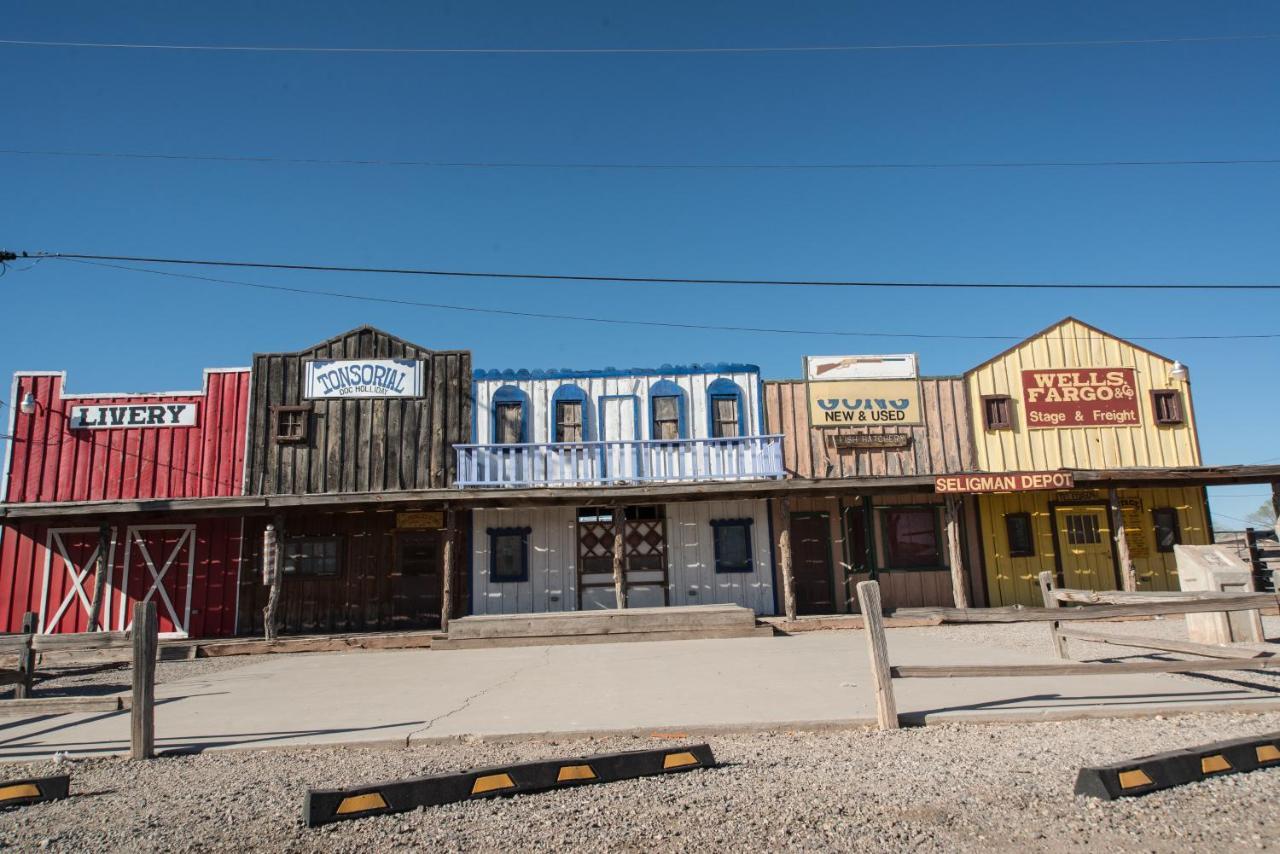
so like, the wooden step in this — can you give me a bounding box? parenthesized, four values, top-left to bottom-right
(433, 624, 774, 650)
(446, 604, 757, 641)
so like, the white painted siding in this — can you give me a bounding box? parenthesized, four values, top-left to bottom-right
(469, 500, 777, 616)
(472, 369, 765, 445)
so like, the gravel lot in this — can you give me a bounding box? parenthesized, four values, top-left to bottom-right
(1, 711, 1278, 852)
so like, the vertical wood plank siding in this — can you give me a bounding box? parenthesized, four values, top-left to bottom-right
(243, 328, 472, 494)
(763, 377, 975, 478)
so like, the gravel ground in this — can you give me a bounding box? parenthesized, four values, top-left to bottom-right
(1, 711, 1279, 852)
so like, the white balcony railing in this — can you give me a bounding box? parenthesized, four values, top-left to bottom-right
(455, 435, 786, 488)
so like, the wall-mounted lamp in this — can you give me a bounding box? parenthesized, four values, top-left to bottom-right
(1170, 361, 1189, 383)
(19, 392, 36, 415)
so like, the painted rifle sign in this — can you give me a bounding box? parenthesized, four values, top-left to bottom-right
(804, 354, 917, 381)
(70, 403, 198, 429)
(304, 359, 424, 400)
(1021, 367, 1140, 429)
(807, 379, 923, 427)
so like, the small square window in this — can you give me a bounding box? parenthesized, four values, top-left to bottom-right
(495, 402, 523, 444)
(488, 527, 531, 582)
(282, 536, 341, 577)
(652, 395, 680, 441)
(1151, 390, 1184, 425)
(397, 532, 439, 577)
(982, 395, 1012, 430)
(882, 507, 942, 569)
(711, 395, 739, 438)
(555, 400, 583, 443)
(1004, 513, 1035, 558)
(273, 405, 310, 444)
(711, 519, 753, 573)
(1152, 508, 1181, 552)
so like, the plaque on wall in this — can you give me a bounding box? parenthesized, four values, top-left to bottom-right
(830, 433, 912, 450)
(396, 511, 444, 530)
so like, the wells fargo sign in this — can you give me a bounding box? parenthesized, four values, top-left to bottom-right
(1021, 368, 1140, 429)
(305, 359, 423, 400)
(807, 379, 923, 427)
(935, 471, 1075, 494)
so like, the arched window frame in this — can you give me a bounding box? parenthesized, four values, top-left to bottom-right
(549, 383, 592, 443)
(705, 378, 746, 438)
(490, 385, 530, 444)
(647, 379, 687, 440)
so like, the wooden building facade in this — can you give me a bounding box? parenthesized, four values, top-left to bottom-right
(764, 375, 984, 612)
(963, 318, 1212, 606)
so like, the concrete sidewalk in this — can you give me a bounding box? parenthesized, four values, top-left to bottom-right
(1, 630, 1277, 761)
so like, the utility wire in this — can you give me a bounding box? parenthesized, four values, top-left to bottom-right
(58, 259, 1280, 342)
(2, 33, 1278, 54)
(30, 251, 1280, 291)
(5, 149, 1280, 171)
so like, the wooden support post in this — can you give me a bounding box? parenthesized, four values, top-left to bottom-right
(944, 496, 969, 609)
(778, 497, 796, 622)
(86, 523, 111, 632)
(440, 508, 455, 633)
(1109, 488, 1136, 592)
(262, 521, 282, 642)
(1037, 571, 1069, 659)
(14, 612, 36, 699)
(1272, 481, 1280, 540)
(855, 581, 898, 731)
(131, 601, 157, 760)
(612, 505, 626, 609)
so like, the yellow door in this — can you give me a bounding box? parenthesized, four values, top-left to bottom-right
(1054, 506, 1118, 591)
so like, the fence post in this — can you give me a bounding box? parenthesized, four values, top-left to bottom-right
(1037, 571, 1069, 659)
(612, 505, 627, 609)
(1109, 488, 1136, 592)
(440, 508, 456, 632)
(944, 496, 969, 609)
(15, 612, 37, 699)
(855, 581, 899, 731)
(86, 523, 112, 632)
(131, 601, 157, 760)
(262, 521, 282, 642)
(779, 497, 797, 622)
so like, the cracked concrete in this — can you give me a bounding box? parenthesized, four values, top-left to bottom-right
(403, 646, 553, 744)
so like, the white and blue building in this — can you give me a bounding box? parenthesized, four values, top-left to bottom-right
(456, 364, 786, 615)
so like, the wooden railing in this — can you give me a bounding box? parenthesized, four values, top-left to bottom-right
(855, 579, 1280, 731)
(454, 434, 787, 487)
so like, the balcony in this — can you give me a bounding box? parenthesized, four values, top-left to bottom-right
(455, 435, 786, 488)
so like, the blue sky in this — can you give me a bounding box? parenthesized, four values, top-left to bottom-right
(2, 1, 1277, 525)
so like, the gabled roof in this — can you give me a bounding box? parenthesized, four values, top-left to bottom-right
(257, 325, 467, 357)
(964, 316, 1178, 376)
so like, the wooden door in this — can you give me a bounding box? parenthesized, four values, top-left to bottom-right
(1055, 507, 1118, 592)
(790, 512, 835, 614)
(391, 531, 444, 627)
(39, 528, 117, 634)
(120, 526, 195, 637)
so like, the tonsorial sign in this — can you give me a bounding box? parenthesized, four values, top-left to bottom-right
(934, 471, 1075, 493)
(305, 359, 424, 399)
(70, 403, 198, 430)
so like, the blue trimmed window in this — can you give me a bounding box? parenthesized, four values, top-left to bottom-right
(550, 384, 590, 443)
(491, 385, 529, 444)
(711, 518, 754, 573)
(487, 527, 531, 582)
(648, 380, 687, 441)
(706, 378, 745, 438)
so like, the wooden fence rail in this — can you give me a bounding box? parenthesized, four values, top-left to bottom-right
(0, 605, 158, 759)
(857, 579, 1278, 731)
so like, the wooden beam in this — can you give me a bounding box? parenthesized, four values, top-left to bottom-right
(30, 632, 130, 652)
(262, 521, 282, 642)
(440, 508, 456, 632)
(85, 523, 111, 632)
(1109, 488, 1136, 592)
(892, 593, 1279, 623)
(0, 696, 124, 716)
(612, 505, 626, 610)
(855, 581, 898, 731)
(1053, 625, 1270, 659)
(14, 613, 35, 700)
(944, 496, 969, 609)
(131, 601, 157, 760)
(892, 657, 1280, 678)
(1050, 588, 1258, 605)
(1037, 571, 1069, 659)
(778, 498, 796, 622)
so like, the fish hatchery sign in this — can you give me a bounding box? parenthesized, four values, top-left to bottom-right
(805, 354, 923, 427)
(305, 359, 424, 400)
(1021, 368, 1140, 429)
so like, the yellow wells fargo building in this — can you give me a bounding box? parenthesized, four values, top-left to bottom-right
(963, 318, 1209, 606)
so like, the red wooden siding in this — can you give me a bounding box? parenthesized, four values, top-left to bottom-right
(0, 518, 243, 637)
(2, 370, 250, 503)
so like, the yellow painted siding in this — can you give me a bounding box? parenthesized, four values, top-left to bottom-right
(965, 319, 1201, 471)
(979, 486, 1211, 606)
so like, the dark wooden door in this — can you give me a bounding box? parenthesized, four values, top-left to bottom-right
(391, 531, 443, 628)
(790, 513, 835, 615)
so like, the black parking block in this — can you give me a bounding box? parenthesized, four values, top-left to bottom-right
(305, 743, 717, 827)
(0, 774, 70, 809)
(1075, 731, 1280, 800)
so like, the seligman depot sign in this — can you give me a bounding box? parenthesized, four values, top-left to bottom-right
(304, 359, 424, 399)
(935, 471, 1075, 494)
(1021, 368, 1140, 429)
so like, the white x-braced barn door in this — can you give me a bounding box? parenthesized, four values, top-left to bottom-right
(118, 525, 197, 638)
(38, 527, 118, 634)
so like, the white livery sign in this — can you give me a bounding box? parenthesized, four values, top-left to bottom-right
(70, 403, 198, 430)
(805, 354, 918, 381)
(305, 359, 424, 399)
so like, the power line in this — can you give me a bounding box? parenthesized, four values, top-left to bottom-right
(28, 252, 1280, 291)
(57, 259, 1280, 342)
(3, 33, 1278, 54)
(5, 148, 1280, 171)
